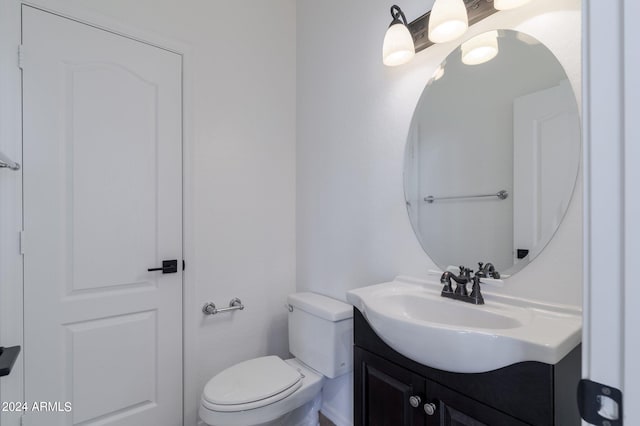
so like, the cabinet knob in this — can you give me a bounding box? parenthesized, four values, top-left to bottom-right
(424, 402, 437, 416)
(409, 395, 421, 408)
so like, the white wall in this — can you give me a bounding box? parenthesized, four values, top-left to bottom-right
(297, 1, 581, 422)
(0, 1, 296, 425)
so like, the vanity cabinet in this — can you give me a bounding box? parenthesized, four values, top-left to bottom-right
(356, 348, 528, 426)
(357, 348, 426, 426)
(354, 309, 581, 426)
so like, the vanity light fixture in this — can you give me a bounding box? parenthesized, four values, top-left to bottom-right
(428, 0, 468, 43)
(461, 30, 499, 65)
(382, 5, 415, 67)
(382, 0, 533, 66)
(494, 0, 532, 10)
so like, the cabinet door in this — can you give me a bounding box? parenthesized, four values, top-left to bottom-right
(355, 347, 426, 426)
(425, 380, 530, 426)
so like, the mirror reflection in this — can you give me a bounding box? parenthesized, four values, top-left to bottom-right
(404, 30, 580, 276)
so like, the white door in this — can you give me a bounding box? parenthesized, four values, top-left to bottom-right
(22, 6, 182, 426)
(512, 79, 580, 263)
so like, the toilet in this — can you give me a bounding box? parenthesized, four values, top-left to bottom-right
(199, 292, 353, 426)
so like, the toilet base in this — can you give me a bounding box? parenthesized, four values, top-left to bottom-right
(257, 393, 322, 426)
(200, 392, 322, 426)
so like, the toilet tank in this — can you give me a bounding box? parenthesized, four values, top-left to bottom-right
(287, 292, 353, 379)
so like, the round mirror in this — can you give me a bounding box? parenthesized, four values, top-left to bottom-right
(404, 30, 580, 276)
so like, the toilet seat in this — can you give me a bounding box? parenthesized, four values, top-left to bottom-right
(200, 358, 325, 426)
(202, 356, 303, 412)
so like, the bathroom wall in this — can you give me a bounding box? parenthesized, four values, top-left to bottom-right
(297, 1, 581, 423)
(0, 1, 296, 425)
(297, 0, 581, 303)
(0, 0, 584, 424)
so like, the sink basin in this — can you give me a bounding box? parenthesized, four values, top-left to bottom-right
(384, 293, 526, 329)
(346, 276, 582, 373)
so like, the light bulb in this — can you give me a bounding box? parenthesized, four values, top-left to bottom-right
(494, 0, 532, 10)
(383, 23, 415, 66)
(428, 0, 469, 43)
(432, 65, 445, 80)
(461, 30, 499, 65)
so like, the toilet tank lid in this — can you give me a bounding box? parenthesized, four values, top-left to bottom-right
(288, 292, 353, 322)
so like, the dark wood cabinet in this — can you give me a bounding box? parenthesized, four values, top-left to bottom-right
(353, 308, 581, 426)
(426, 379, 528, 425)
(356, 347, 527, 426)
(356, 347, 426, 426)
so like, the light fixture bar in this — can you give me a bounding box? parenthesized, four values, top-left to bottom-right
(408, 0, 498, 53)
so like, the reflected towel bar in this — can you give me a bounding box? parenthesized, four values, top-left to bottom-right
(424, 190, 508, 203)
(0, 151, 20, 171)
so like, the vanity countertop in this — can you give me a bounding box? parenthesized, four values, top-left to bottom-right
(347, 276, 582, 373)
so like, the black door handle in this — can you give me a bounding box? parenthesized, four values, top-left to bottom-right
(148, 259, 178, 274)
(0, 346, 21, 377)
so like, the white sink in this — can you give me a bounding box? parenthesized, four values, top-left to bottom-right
(346, 276, 582, 373)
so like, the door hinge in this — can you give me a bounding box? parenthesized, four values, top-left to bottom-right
(18, 44, 24, 70)
(578, 379, 623, 425)
(19, 230, 25, 255)
(20, 414, 32, 426)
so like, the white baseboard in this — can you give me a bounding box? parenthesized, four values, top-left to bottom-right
(320, 404, 353, 426)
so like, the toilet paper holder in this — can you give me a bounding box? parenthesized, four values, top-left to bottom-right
(202, 298, 244, 315)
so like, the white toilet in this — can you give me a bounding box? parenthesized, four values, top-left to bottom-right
(199, 292, 353, 426)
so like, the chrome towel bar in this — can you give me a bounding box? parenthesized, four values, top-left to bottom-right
(424, 190, 508, 204)
(202, 298, 244, 315)
(0, 151, 20, 171)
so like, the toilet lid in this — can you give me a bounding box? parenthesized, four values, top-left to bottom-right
(203, 356, 303, 406)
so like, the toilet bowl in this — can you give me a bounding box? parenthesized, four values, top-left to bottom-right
(199, 293, 353, 426)
(199, 358, 323, 426)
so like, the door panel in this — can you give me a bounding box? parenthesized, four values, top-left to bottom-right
(440, 405, 487, 426)
(426, 381, 529, 426)
(367, 366, 413, 426)
(355, 347, 426, 426)
(68, 311, 157, 424)
(22, 6, 182, 426)
(513, 79, 580, 263)
(68, 63, 160, 293)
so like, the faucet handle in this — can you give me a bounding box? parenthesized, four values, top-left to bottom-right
(470, 275, 485, 304)
(462, 267, 472, 279)
(440, 271, 454, 294)
(458, 265, 471, 274)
